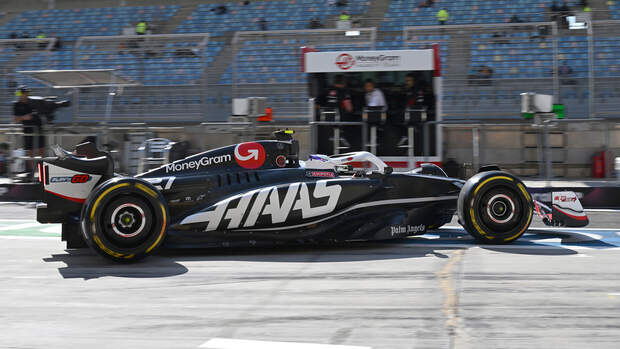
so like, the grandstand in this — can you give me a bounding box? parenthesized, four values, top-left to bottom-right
(176, 0, 370, 36)
(0, 0, 617, 123)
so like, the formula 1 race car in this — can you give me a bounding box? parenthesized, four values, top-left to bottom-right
(36, 130, 589, 262)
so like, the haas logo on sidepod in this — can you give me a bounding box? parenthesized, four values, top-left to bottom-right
(181, 180, 342, 231)
(234, 142, 266, 169)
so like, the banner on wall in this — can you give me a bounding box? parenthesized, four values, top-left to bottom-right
(304, 49, 434, 73)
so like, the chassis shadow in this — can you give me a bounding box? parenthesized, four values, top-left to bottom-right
(43, 227, 614, 279)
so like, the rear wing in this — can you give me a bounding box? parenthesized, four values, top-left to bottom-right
(37, 142, 114, 224)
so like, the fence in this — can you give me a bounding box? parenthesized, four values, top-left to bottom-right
(404, 22, 559, 120)
(404, 20, 620, 120)
(73, 33, 212, 123)
(231, 28, 376, 120)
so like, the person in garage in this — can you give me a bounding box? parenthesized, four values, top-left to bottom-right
(317, 74, 355, 154)
(364, 79, 387, 109)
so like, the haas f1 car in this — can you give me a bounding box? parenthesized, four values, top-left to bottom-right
(36, 131, 589, 262)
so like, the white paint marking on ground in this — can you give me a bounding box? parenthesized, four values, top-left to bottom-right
(199, 338, 371, 349)
(39, 225, 61, 234)
(0, 223, 46, 231)
(0, 235, 58, 240)
(442, 225, 620, 232)
(404, 243, 620, 251)
(0, 218, 37, 222)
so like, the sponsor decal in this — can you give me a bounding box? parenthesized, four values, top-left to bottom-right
(234, 142, 266, 169)
(335, 53, 401, 70)
(50, 175, 91, 183)
(181, 180, 342, 231)
(305, 170, 336, 178)
(71, 174, 91, 183)
(165, 154, 232, 173)
(335, 53, 355, 70)
(555, 195, 577, 202)
(390, 224, 425, 236)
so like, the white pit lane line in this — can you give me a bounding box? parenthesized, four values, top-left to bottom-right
(410, 226, 620, 251)
(199, 338, 371, 349)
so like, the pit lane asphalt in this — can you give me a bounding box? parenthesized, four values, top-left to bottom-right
(1, 203, 619, 349)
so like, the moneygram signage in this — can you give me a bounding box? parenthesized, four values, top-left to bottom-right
(305, 49, 434, 73)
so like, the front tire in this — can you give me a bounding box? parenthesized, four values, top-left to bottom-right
(457, 171, 533, 244)
(80, 178, 168, 262)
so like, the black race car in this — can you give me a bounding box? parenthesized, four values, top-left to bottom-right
(36, 130, 587, 262)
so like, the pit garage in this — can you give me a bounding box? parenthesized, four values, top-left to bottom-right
(305, 46, 443, 170)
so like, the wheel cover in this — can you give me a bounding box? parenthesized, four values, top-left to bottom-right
(485, 193, 515, 224)
(110, 203, 146, 238)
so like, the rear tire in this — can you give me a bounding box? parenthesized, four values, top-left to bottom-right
(457, 171, 533, 244)
(80, 178, 168, 262)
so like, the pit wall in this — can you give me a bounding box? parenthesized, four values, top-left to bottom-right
(443, 121, 620, 178)
(1, 122, 618, 178)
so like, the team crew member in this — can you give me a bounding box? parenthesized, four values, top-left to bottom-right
(13, 86, 44, 176)
(317, 75, 354, 154)
(437, 8, 449, 25)
(136, 20, 147, 35)
(323, 74, 353, 118)
(364, 79, 386, 109)
(404, 73, 424, 108)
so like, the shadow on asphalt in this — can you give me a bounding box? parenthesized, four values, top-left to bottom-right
(42, 249, 189, 280)
(42, 228, 617, 278)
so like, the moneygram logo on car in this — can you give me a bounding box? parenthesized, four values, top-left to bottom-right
(165, 154, 232, 173)
(335, 53, 355, 70)
(235, 142, 266, 169)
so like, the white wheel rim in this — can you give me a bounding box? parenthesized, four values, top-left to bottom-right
(486, 193, 515, 224)
(111, 203, 146, 238)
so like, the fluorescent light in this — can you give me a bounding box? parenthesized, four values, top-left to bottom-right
(345, 31, 360, 36)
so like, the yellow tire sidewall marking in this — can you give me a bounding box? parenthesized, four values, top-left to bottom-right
(146, 203, 167, 253)
(135, 182, 158, 198)
(90, 183, 131, 221)
(93, 234, 134, 259)
(473, 176, 513, 196)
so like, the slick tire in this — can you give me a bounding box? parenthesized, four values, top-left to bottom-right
(457, 171, 533, 244)
(80, 177, 168, 262)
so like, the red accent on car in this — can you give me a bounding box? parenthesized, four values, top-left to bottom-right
(275, 155, 287, 167)
(234, 142, 266, 169)
(71, 174, 90, 183)
(45, 190, 86, 203)
(553, 205, 588, 221)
